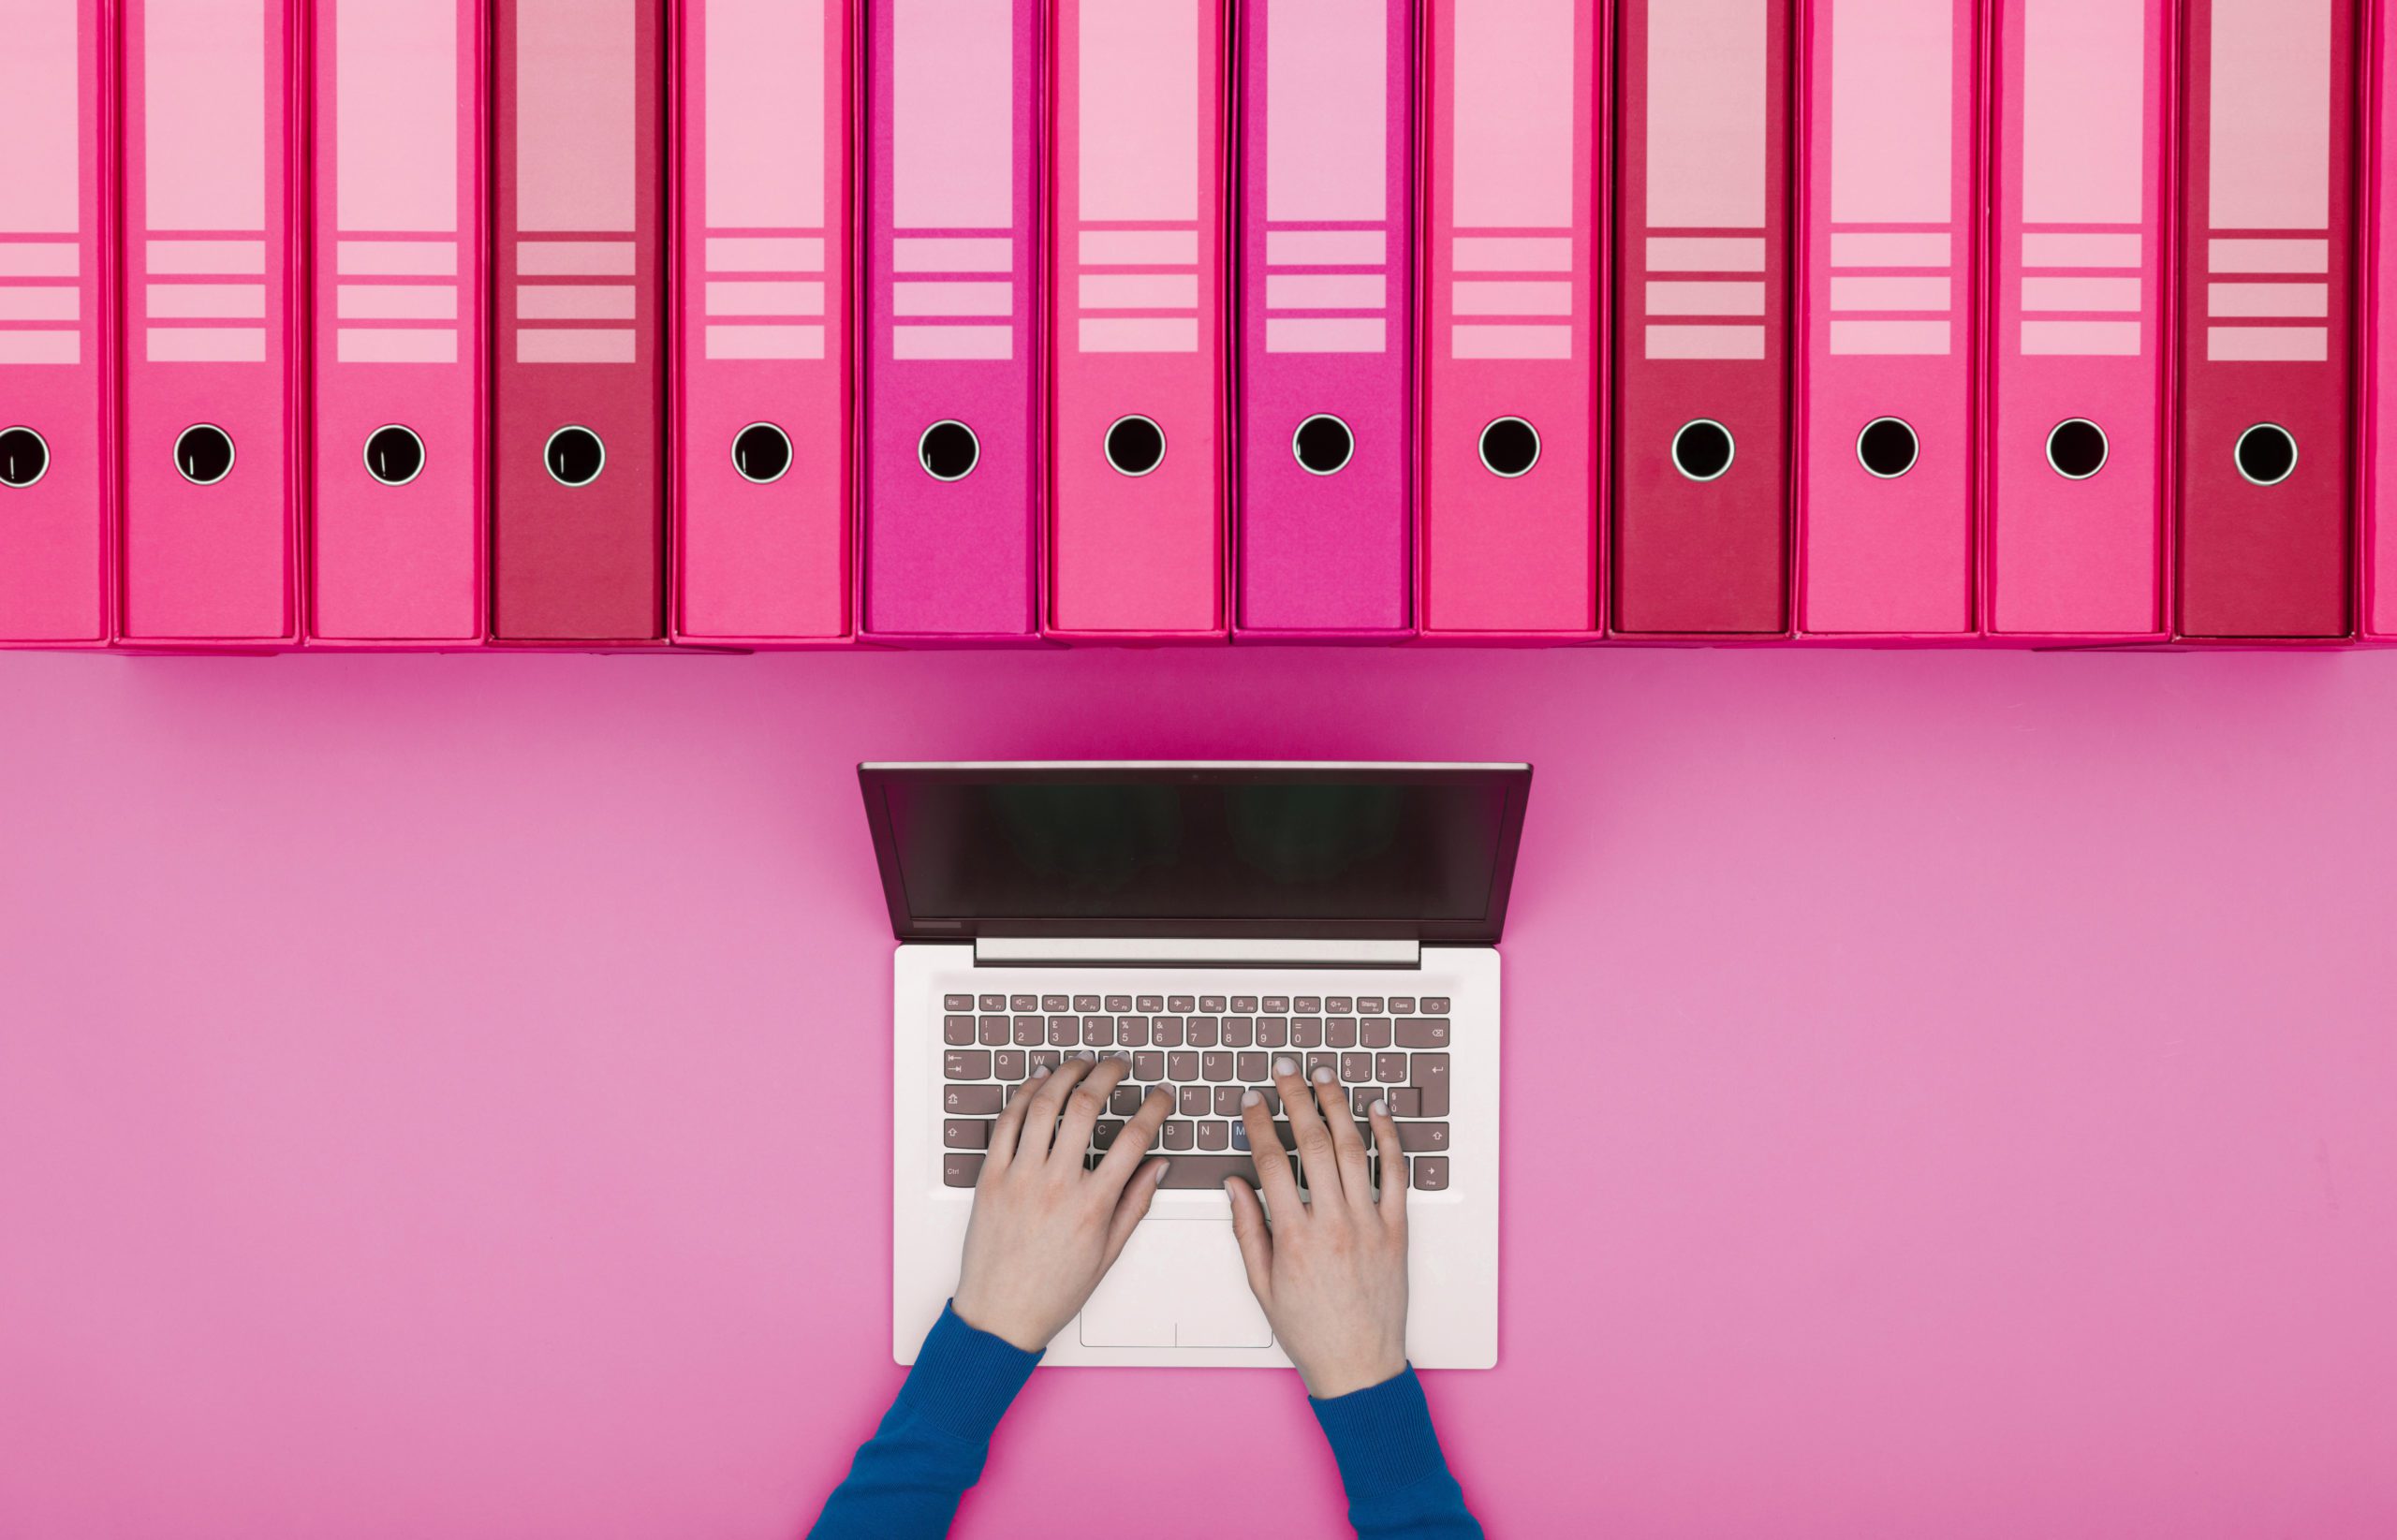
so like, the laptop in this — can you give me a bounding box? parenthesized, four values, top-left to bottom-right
(867, 761, 1528, 1369)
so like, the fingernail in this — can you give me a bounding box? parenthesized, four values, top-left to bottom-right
(1076, 1049, 1096, 1063)
(1273, 1056, 1297, 1078)
(1370, 1098, 1389, 1117)
(1312, 1066, 1333, 1085)
(1153, 1161, 1172, 1183)
(1032, 1065, 1051, 1078)
(1241, 1089, 1262, 1108)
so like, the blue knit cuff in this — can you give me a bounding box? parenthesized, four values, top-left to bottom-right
(891, 1301, 1043, 1447)
(1308, 1365, 1448, 1493)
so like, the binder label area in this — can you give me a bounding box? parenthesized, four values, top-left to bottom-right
(1450, 0, 1577, 362)
(1262, 0, 1389, 356)
(515, 0, 637, 364)
(701, 0, 829, 362)
(893, 0, 1016, 362)
(144, 0, 269, 365)
(1075, 0, 1203, 357)
(1642, 0, 1767, 361)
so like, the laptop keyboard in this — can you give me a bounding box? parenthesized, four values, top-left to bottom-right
(937, 990, 1454, 1196)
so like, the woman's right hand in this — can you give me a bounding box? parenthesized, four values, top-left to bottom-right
(1222, 1056, 1411, 1400)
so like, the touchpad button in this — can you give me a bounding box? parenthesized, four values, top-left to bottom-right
(1079, 1218, 1272, 1349)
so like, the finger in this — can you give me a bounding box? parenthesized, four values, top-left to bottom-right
(982, 1061, 1050, 1176)
(1366, 1095, 1407, 1226)
(1099, 1157, 1172, 1270)
(1223, 1173, 1275, 1305)
(1275, 1055, 1344, 1209)
(1052, 1053, 1130, 1169)
(1012, 1052, 1096, 1162)
(1311, 1063, 1375, 1212)
(1239, 1085, 1304, 1218)
(1094, 1085, 1174, 1191)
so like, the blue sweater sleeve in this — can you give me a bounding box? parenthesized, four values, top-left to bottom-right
(1309, 1368, 1485, 1540)
(807, 1303, 1040, 1540)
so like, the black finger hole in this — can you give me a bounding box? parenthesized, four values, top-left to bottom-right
(1104, 415, 1166, 477)
(1478, 417, 1539, 477)
(2046, 418, 2109, 480)
(1856, 417, 1919, 478)
(0, 426, 49, 489)
(919, 419, 979, 481)
(2235, 423, 2298, 487)
(1292, 414, 1355, 476)
(544, 425, 605, 487)
(363, 425, 425, 487)
(732, 421, 792, 484)
(174, 424, 235, 485)
(1671, 418, 1735, 482)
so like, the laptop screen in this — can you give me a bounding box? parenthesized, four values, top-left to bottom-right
(859, 763, 1531, 943)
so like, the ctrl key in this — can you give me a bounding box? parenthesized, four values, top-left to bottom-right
(942, 1153, 985, 1188)
(1409, 1156, 1448, 1192)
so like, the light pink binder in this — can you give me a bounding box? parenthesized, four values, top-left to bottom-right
(1796, 0, 1978, 637)
(2370, 0, 2396, 639)
(1986, 0, 2170, 639)
(1047, 0, 1229, 639)
(675, 0, 854, 645)
(122, 0, 300, 645)
(310, 0, 485, 643)
(0, 0, 111, 646)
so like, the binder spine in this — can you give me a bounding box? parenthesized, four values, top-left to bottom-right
(2367, 0, 2396, 638)
(120, 0, 302, 646)
(0, 0, 113, 646)
(672, 0, 856, 645)
(861, 0, 1045, 643)
(309, 0, 486, 644)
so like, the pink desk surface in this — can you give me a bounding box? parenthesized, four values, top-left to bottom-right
(3, 646, 2394, 1540)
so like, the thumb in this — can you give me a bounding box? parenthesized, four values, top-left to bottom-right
(1099, 1157, 1171, 1269)
(1223, 1176, 1274, 1306)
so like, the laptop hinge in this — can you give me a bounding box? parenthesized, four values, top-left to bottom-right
(971, 936, 1423, 971)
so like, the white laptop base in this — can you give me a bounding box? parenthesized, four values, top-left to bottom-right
(892, 943, 1498, 1370)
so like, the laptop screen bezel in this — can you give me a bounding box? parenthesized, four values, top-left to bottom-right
(858, 762, 1533, 944)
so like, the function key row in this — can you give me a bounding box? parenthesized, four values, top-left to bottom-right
(943, 1012, 1450, 1050)
(945, 991, 1453, 1016)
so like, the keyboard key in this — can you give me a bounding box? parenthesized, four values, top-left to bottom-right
(1262, 995, 1290, 1012)
(946, 993, 976, 1011)
(1410, 1156, 1448, 1191)
(1187, 1017, 1219, 1047)
(1294, 995, 1322, 1012)
(1420, 997, 1450, 1014)
(1168, 995, 1195, 1013)
(1341, 1051, 1372, 1082)
(945, 1014, 975, 1045)
(1388, 1086, 1420, 1117)
(1005, 1082, 1035, 1106)
(978, 1015, 1009, 1046)
(1352, 1087, 1380, 1117)
(979, 993, 1007, 1012)
(944, 1119, 990, 1149)
(1133, 1050, 1165, 1080)
(1169, 1051, 1199, 1081)
(1327, 1018, 1358, 1048)
(1048, 1018, 1078, 1047)
(1397, 1122, 1448, 1152)
(1198, 1121, 1229, 1151)
(1118, 1016, 1151, 1047)
(1293, 1019, 1324, 1048)
(1389, 996, 1415, 1014)
(1237, 1050, 1267, 1081)
(1375, 1051, 1407, 1085)
(944, 1085, 1004, 1115)
(1041, 994, 1068, 1012)
(1105, 994, 1132, 1012)
(1326, 996, 1354, 1014)
(1082, 1017, 1115, 1047)
(1137, 995, 1163, 1012)
(1398, 1018, 1450, 1049)
(1154, 1017, 1186, 1048)
(1030, 1050, 1063, 1075)
(1199, 994, 1226, 1012)
(1356, 996, 1384, 1014)
(944, 1153, 985, 1187)
(1201, 1050, 1233, 1081)
(1013, 1016, 1043, 1046)
(1011, 994, 1037, 1012)
(1229, 1121, 1250, 1151)
(1257, 1017, 1289, 1048)
(1074, 994, 1100, 1012)
(1178, 1086, 1210, 1117)
(944, 1050, 991, 1078)
(1092, 1119, 1125, 1151)
(1223, 1017, 1255, 1048)
(1361, 1018, 1392, 1049)
(1231, 995, 1257, 1012)
(995, 1050, 1027, 1079)
(1213, 1086, 1246, 1118)
(1410, 1053, 1448, 1117)
(1164, 1120, 1195, 1151)
(1305, 1050, 1337, 1078)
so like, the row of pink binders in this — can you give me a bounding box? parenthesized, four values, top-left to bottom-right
(4, 0, 2395, 652)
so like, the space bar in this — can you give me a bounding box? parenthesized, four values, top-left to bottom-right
(1155, 1155, 1271, 1189)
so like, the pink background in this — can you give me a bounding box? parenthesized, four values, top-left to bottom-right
(3, 645, 2393, 1538)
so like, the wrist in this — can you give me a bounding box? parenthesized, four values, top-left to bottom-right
(1300, 1351, 1408, 1401)
(949, 1289, 1053, 1354)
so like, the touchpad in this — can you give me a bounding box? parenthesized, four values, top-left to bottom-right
(1079, 1218, 1272, 1349)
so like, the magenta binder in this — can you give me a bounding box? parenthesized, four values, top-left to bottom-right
(121, 0, 301, 646)
(0, 0, 111, 647)
(1795, 0, 1978, 638)
(1234, 0, 1413, 641)
(861, 0, 1043, 644)
(1420, 0, 1602, 641)
(1048, 0, 1229, 640)
(310, 0, 485, 644)
(674, 0, 856, 646)
(2369, 0, 2396, 639)
(1986, 0, 2171, 640)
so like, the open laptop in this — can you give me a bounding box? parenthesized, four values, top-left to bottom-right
(867, 761, 1528, 1369)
